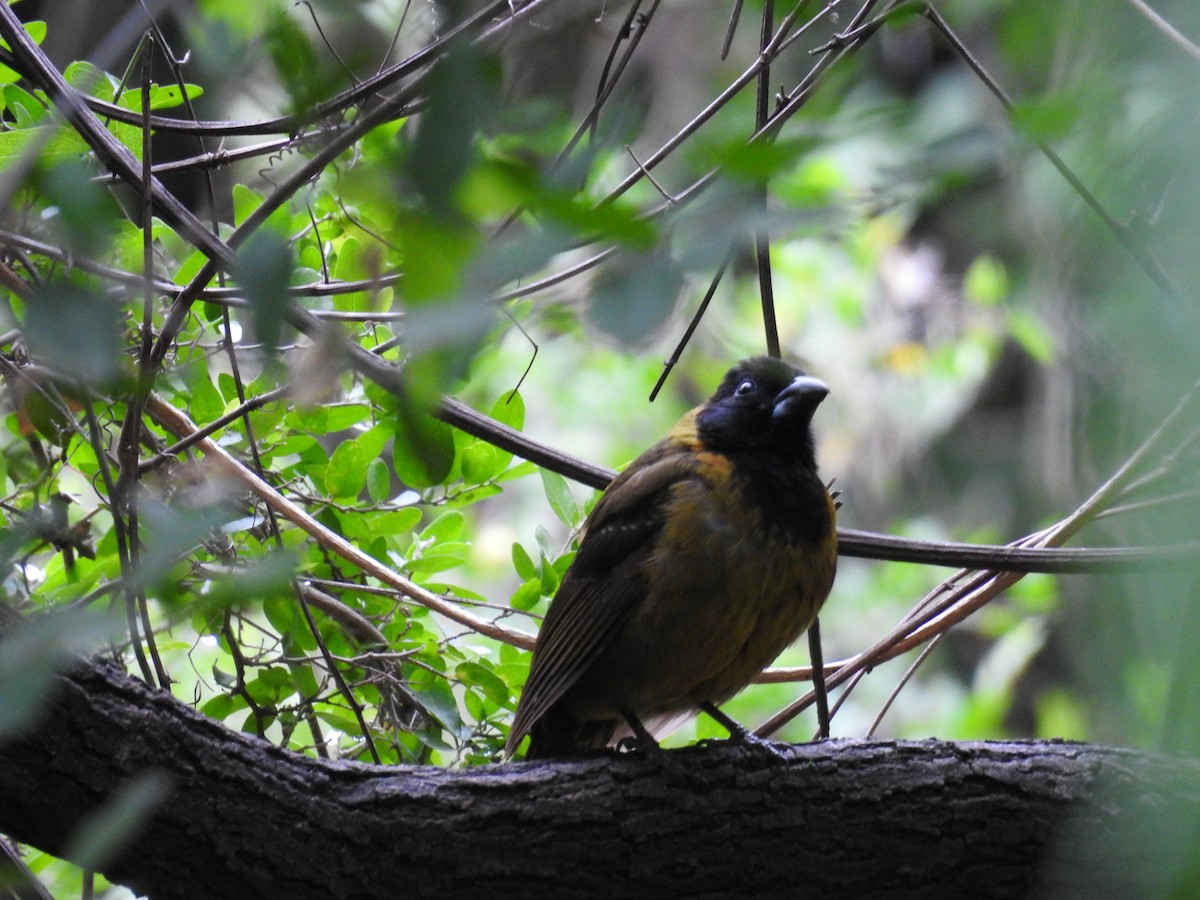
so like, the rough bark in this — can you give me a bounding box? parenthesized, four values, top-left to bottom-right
(0, 654, 1198, 899)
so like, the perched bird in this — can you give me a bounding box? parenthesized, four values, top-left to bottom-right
(506, 356, 837, 759)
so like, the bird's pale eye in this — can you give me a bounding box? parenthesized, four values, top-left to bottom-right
(735, 379, 756, 397)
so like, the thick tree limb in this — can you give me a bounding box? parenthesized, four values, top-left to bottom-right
(0, 645, 1197, 899)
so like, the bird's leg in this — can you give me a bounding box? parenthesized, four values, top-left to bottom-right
(699, 702, 789, 758)
(808, 617, 831, 739)
(613, 707, 661, 754)
(613, 708, 707, 783)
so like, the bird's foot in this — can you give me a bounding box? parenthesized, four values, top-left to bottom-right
(697, 702, 792, 760)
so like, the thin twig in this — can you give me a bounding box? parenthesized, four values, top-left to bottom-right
(1122, 0, 1200, 64)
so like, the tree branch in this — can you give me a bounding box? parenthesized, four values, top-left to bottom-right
(0, 641, 1196, 899)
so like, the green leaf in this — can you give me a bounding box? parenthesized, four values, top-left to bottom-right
(119, 82, 204, 112)
(357, 421, 393, 459)
(1013, 93, 1081, 143)
(232, 183, 264, 226)
(489, 389, 525, 431)
(539, 555, 560, 595)
(484, 390, 524, 471)
(366, 458, 391, 502)
(461, 441, 501, 484)
(407, 551, 466, 576)
(325, 438, 368, 499)
(63, 61, 112, 100)
(370, 508, 423, 536)
(456, 661, 509, 705)
(1, 84, 43, 126)
(497, 460, 538, 484)
(265, 7, 336, 113)
(540, 469, 580, 528)
(509, 577, 542, 611)
(393, 400, 455, 488)
(263, 594, 299, 637)
(410, 675, 464, 735)
(0, 22, 44, 83)
(420, 511, 464, 543)
(511, 543, 537, 581)
(322, 404, 372, 431)
(446, 483, 503, 507)
(534, 525, 554, 559)
(200, 694, 236, 721)
(187, 369, 226, 424)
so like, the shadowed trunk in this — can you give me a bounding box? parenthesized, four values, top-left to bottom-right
(1, 650, 1198, 899)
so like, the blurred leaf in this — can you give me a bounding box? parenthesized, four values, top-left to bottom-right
(1012, 93, 1082, 143)
(264, 9, 332, 114)
(0, 609, 112, 739)
(964, 254, 1009, 307)
(235, 230, 293, 357)
(137, 498, 233, 590)
(200, 551, 297, 607)
(409, 45, 500, 212)
(62, 771, 172, 871)
(36, 159, 123, 254)
(24, 279, 123, 386)
(706, 134, 823, 186)
(776, 155, 847, 207)
(13, 378, 78, 446)
(535, 190, 655, 247)
(587, 249, 682, 346)
(1007, 308, 1056, 363)
(1036, 689, 1089, 741)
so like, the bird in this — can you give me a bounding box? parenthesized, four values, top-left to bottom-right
(506, 356, 837, 759)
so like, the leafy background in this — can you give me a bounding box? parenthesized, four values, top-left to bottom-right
(2, 0, 1200, 894)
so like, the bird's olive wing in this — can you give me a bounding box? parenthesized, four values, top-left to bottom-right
(506, 444, 699, 752)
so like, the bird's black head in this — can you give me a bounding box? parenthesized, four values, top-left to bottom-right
(695, 356, 829, 470)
